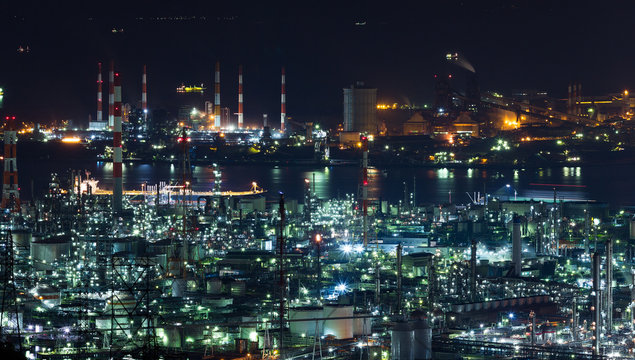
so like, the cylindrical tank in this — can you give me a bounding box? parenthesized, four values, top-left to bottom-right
(172, 279, 186, 298)
(391, 322, 414, 360)
(413, 320, 432, 360)
(112, 238, 134, 253)
(235, 338, 248, 354)
(322, 305, 353, 339)
(353, 313, 372, 336)
(12, 230, 32, 248)
(230, 280, 246, 296)
(30, 236, 71, 269)
(206, 278, 222, 294)
(289, 307, 323, 336)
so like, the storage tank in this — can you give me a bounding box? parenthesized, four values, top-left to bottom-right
(206, 278, 222, 294)
(289, 306, 323, 336)
(172, 279, 186, 298)
(322, 305, 353, 339)
(230, 280, 246, 296)
(353, 313, 372, 336)
(412, 320, 432, 360)
(11, 230, 31, 248)
(391, 322, 414, 360)
(30, 236, 71, 269)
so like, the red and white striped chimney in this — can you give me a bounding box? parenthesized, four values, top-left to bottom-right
(109, 61, 114, 128)
(113, 72, 123, 213)
(238, 65, 244, 128)
(2, 116, 20, 212)
(142, 64, 148, 119)
(214, 61, 221, 128)
(280, 67, 286, 132)
(97, 62, 103, 123)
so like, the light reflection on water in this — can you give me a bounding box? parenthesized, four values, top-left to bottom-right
(17, 161, 635, 208)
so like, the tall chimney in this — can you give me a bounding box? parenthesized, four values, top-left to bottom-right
(97, 62, 103, 123)
(567, 83, 572, 114)
(109, 61, 114, 128)
(576, 83, 582, 115)
(238, 65, 243, 128)
(214, 61, 221, 128)
(281, 67, 286, 132)
(512, 214, 522, 276)
(113, 72, 123, 213)
(142, 64, 148, 120)
(1, 116, 20, 212)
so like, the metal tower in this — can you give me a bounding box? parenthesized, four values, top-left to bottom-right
(0, 231, 22, 352)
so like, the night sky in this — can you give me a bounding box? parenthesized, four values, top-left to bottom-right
(1, 0, 633, 128)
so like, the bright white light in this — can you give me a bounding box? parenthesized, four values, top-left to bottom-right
(354, 244, 364, 253)
(335, 282, 348, 293)
(341, 244, 353, 254)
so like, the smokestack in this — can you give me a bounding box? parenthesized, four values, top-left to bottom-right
(238, 65, 243, 128)
(109, 61, 114, 128)
(142, 64, 148, 119)
(567, 83, 572, 114)
(1, 116, 20, 212)
(214, 61, 221, 128)
(113, 72, 123, 213)
(281, 67, 286, 132)
(577, 83, 582, 115)
(512, 214, 522, 276)
(606, 238, 613, 334)
(97, 62, 103, 123)
(592, 252, 601, 356)
(263, 114, 268, 128)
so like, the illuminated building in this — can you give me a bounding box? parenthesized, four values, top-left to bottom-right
(343, 82, 377, 134)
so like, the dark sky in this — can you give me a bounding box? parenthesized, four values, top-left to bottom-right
(1, 0, 634, 128)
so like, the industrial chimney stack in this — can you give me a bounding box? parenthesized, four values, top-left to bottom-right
(97, 62, 103, 123)
(214, 61, 221, 128)
(142, 64, 148, 121)
(281, 67, 286, 132)
(109, 61, 115, 128)
(1, 116, 20, 212)
(113, 72, 123, 213)
(238, 65, 244, 129)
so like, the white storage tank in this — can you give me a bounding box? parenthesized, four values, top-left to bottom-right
(30, 236, 71, 270)
(353, 313, 372, 336)
(391, 322, 414, 360)
(413, 320, 432, 360)
(289, 306, 323, 336)
(322, 305, 353, 339)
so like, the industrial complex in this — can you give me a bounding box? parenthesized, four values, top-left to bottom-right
(1, 28, 635, 360)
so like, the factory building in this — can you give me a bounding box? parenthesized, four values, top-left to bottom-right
(343, 82, 377, 134)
